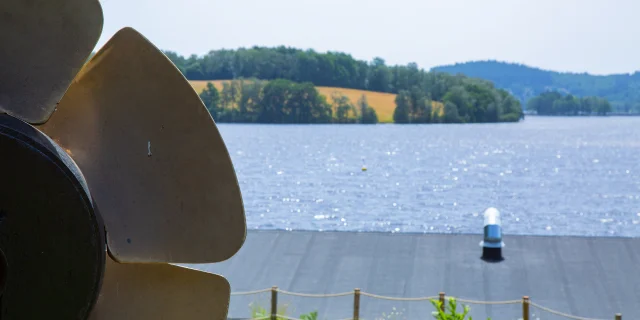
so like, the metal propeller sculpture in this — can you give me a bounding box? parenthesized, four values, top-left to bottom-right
(0, 0, 246, 318)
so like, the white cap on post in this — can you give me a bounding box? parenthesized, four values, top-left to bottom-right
(483, 207, 501, 226)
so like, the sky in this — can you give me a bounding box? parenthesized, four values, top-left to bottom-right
(96, 0, 640, 76)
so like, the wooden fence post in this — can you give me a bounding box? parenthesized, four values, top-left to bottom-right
(522, 296, 530, 320)
(354, 288, 361, 320)
(615, 313, 622, 320)
(271, 286, 278, 320)
(439, 292, 445, 312)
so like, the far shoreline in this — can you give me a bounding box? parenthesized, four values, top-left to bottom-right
(210, 115, 640, 125)
(524, 113, 640, 117)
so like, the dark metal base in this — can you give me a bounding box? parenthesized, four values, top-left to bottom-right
(481, 247, 504, 262)
(0, 114, 105, 319)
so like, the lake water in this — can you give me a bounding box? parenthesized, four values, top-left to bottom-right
(217, 116, 640, 237)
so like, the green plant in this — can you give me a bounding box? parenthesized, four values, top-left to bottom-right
(249, 301, 290, 320)
(429, 297, 492, 320)
(300, 310, 318, 320)
(249, 302, 268, 319)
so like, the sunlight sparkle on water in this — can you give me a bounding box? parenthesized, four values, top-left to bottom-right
(219, 118, 640, 237)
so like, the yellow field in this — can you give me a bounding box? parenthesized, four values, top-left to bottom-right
(316, 87, 397, 123)
(190, 80, 444, 123)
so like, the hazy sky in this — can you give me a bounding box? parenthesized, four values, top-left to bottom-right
(96, 0, 640, 75)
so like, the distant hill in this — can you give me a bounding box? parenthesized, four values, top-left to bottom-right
(190, 80, 444, 123)
(431, 61, 640, 113)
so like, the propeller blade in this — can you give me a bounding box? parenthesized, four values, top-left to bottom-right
(0, 0, 103, 124)
(88, 256, 230, 320)
(37, 27, 246, 264)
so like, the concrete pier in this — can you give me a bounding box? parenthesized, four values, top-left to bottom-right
(188, 230, 640, 319)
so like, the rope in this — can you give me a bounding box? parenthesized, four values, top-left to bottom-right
(451, 297, 522, 305)
(230, 288, 272, 295)
(360, 292, 438, 301)
(229, 288, 617, 320)
(277, 289, 353, 298)
(530, 301, 608, 320)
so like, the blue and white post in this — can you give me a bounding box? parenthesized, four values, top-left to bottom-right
(479, 207, 505, 261)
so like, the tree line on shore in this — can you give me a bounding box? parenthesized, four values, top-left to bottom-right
(433, 60, 637, 113)
(164, 46, 524, 124)
(199, 79, 378, 124)
(526, 91, 612, 115)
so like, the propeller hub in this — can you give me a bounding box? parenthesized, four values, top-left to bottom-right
(0, 248, 7, 296)
(0, 114, 105, 319)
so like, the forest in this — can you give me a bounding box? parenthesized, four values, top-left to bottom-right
(433, 60, 635, 113)
(526, 91, 612, 115)
(164, 47, 524, 124)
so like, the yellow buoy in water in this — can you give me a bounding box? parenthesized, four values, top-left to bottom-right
(361, 166, 367, 172)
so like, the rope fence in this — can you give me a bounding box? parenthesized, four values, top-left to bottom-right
(231, 287, 624, 320)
